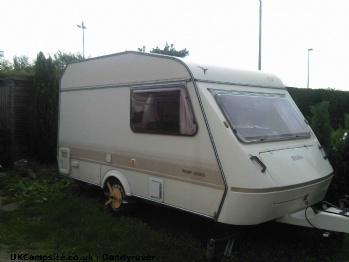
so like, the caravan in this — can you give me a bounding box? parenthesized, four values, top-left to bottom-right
(58, 51, 348, 232)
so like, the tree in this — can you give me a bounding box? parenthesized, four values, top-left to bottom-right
(328, 114, 349, 202)
(138, 43, 189, 58)
(137, 46, 146, 53)
(0, 56, 34, 77)
(0, 59, 14, 71)
(53, 50, 84, 77)
(13, 55, 33, 72)
(28, 52, 59, 163)
(310, 101, 332, 150)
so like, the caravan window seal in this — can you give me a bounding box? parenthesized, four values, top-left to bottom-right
(130, 85, 198, 136)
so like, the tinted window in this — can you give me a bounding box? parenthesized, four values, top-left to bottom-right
(131, 87, 197, 135)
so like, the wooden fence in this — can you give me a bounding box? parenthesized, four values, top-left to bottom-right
(0, 128, 12, 168)
(0, 76, 33, 168)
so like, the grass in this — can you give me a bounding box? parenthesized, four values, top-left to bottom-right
(0, 165, 348, 261)
(0, 165, 204, 261)
(0, 197, 203, 260)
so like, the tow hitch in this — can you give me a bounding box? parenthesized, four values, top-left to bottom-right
(277, 201, 349, 234)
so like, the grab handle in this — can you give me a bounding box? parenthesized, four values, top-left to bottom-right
(318, 145, 328, 160)
(249, 155, 266, 173)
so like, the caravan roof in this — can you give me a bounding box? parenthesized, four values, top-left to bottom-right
(61, 51, 285, 91)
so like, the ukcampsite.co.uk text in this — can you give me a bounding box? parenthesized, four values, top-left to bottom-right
(10, 253, 156, 261)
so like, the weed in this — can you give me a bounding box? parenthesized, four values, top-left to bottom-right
(0, 165, 75, 206)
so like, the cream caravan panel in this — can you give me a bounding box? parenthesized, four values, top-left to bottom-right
(70, 159, 101, 185)
(259, 146, 332, 187)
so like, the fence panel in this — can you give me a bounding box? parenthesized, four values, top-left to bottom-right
(0, 128, 12, 168)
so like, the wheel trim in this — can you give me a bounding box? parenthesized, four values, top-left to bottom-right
(105, 181, 122, 209)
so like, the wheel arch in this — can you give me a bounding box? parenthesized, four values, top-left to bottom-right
(101, 169, 132, 196)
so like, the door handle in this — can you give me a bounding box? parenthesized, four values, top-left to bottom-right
(250, 155, 266, 173)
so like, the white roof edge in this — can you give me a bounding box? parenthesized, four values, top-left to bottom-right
(63, 51, 285, 89)
(181, 59, 285, 89)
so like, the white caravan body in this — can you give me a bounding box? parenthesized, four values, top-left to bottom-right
(58, 51, 334, 226)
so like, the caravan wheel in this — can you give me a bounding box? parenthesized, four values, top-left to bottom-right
(104, 179, 132, 215)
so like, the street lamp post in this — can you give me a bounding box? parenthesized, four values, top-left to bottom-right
(258, 0, 262, 71)
(307, 48, 313, 88)
(77, 21, 87, 58)
(0, 51, 4, 70)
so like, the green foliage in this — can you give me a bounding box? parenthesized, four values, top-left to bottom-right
(331, 128, 347, 149)
(330, 114, 349, 149)
(288, 88, 349, 202)
(308, 101, 348, 202)
(137, 46, 146, 52)
(0, 166, 74, 205)
(328, 114, 349, 202)
(13, 55, 33, 72)
(53, 50, 84, 77)
(340, 114, 348, 129)
(310, 101, 332, 150)
(0, 59, 14, 71)
(139, 43, 189, 58)
(287, 87, 349, 128)
(0, 56, 34, 77)
(28, 52, 59, 163)
(1, 51, 82, 79)
(151, 42, 189, 57)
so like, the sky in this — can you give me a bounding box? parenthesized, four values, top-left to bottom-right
(1, 0, 349, 91)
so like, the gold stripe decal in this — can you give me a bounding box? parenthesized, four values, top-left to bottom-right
(61, 145, 225, 189)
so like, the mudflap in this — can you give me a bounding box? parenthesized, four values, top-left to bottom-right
(276, 202, 349, 234)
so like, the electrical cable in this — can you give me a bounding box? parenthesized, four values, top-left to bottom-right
(305, 206, 319, 229)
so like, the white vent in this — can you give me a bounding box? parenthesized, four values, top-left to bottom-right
(58, 147, 71, 175)
(149, 178, 163, 202)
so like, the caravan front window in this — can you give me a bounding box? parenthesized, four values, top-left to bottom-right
(211, 90, 310, 143)
(131, 87, 197, 136)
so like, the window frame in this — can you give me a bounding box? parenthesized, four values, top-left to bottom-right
(210, 89, 311, 143)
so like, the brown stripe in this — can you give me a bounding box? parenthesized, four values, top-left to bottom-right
(230, 174, 333, 193)
(61, 145, 225, 190)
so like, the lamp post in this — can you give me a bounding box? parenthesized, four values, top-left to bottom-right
(77, 21, 87, 58)
(258, 0, 262, 70)
(307, 48, 313, 88)
(0, 51, 3, 70)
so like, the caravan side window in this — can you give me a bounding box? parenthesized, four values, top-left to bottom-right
(130, 87, 197, 136)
